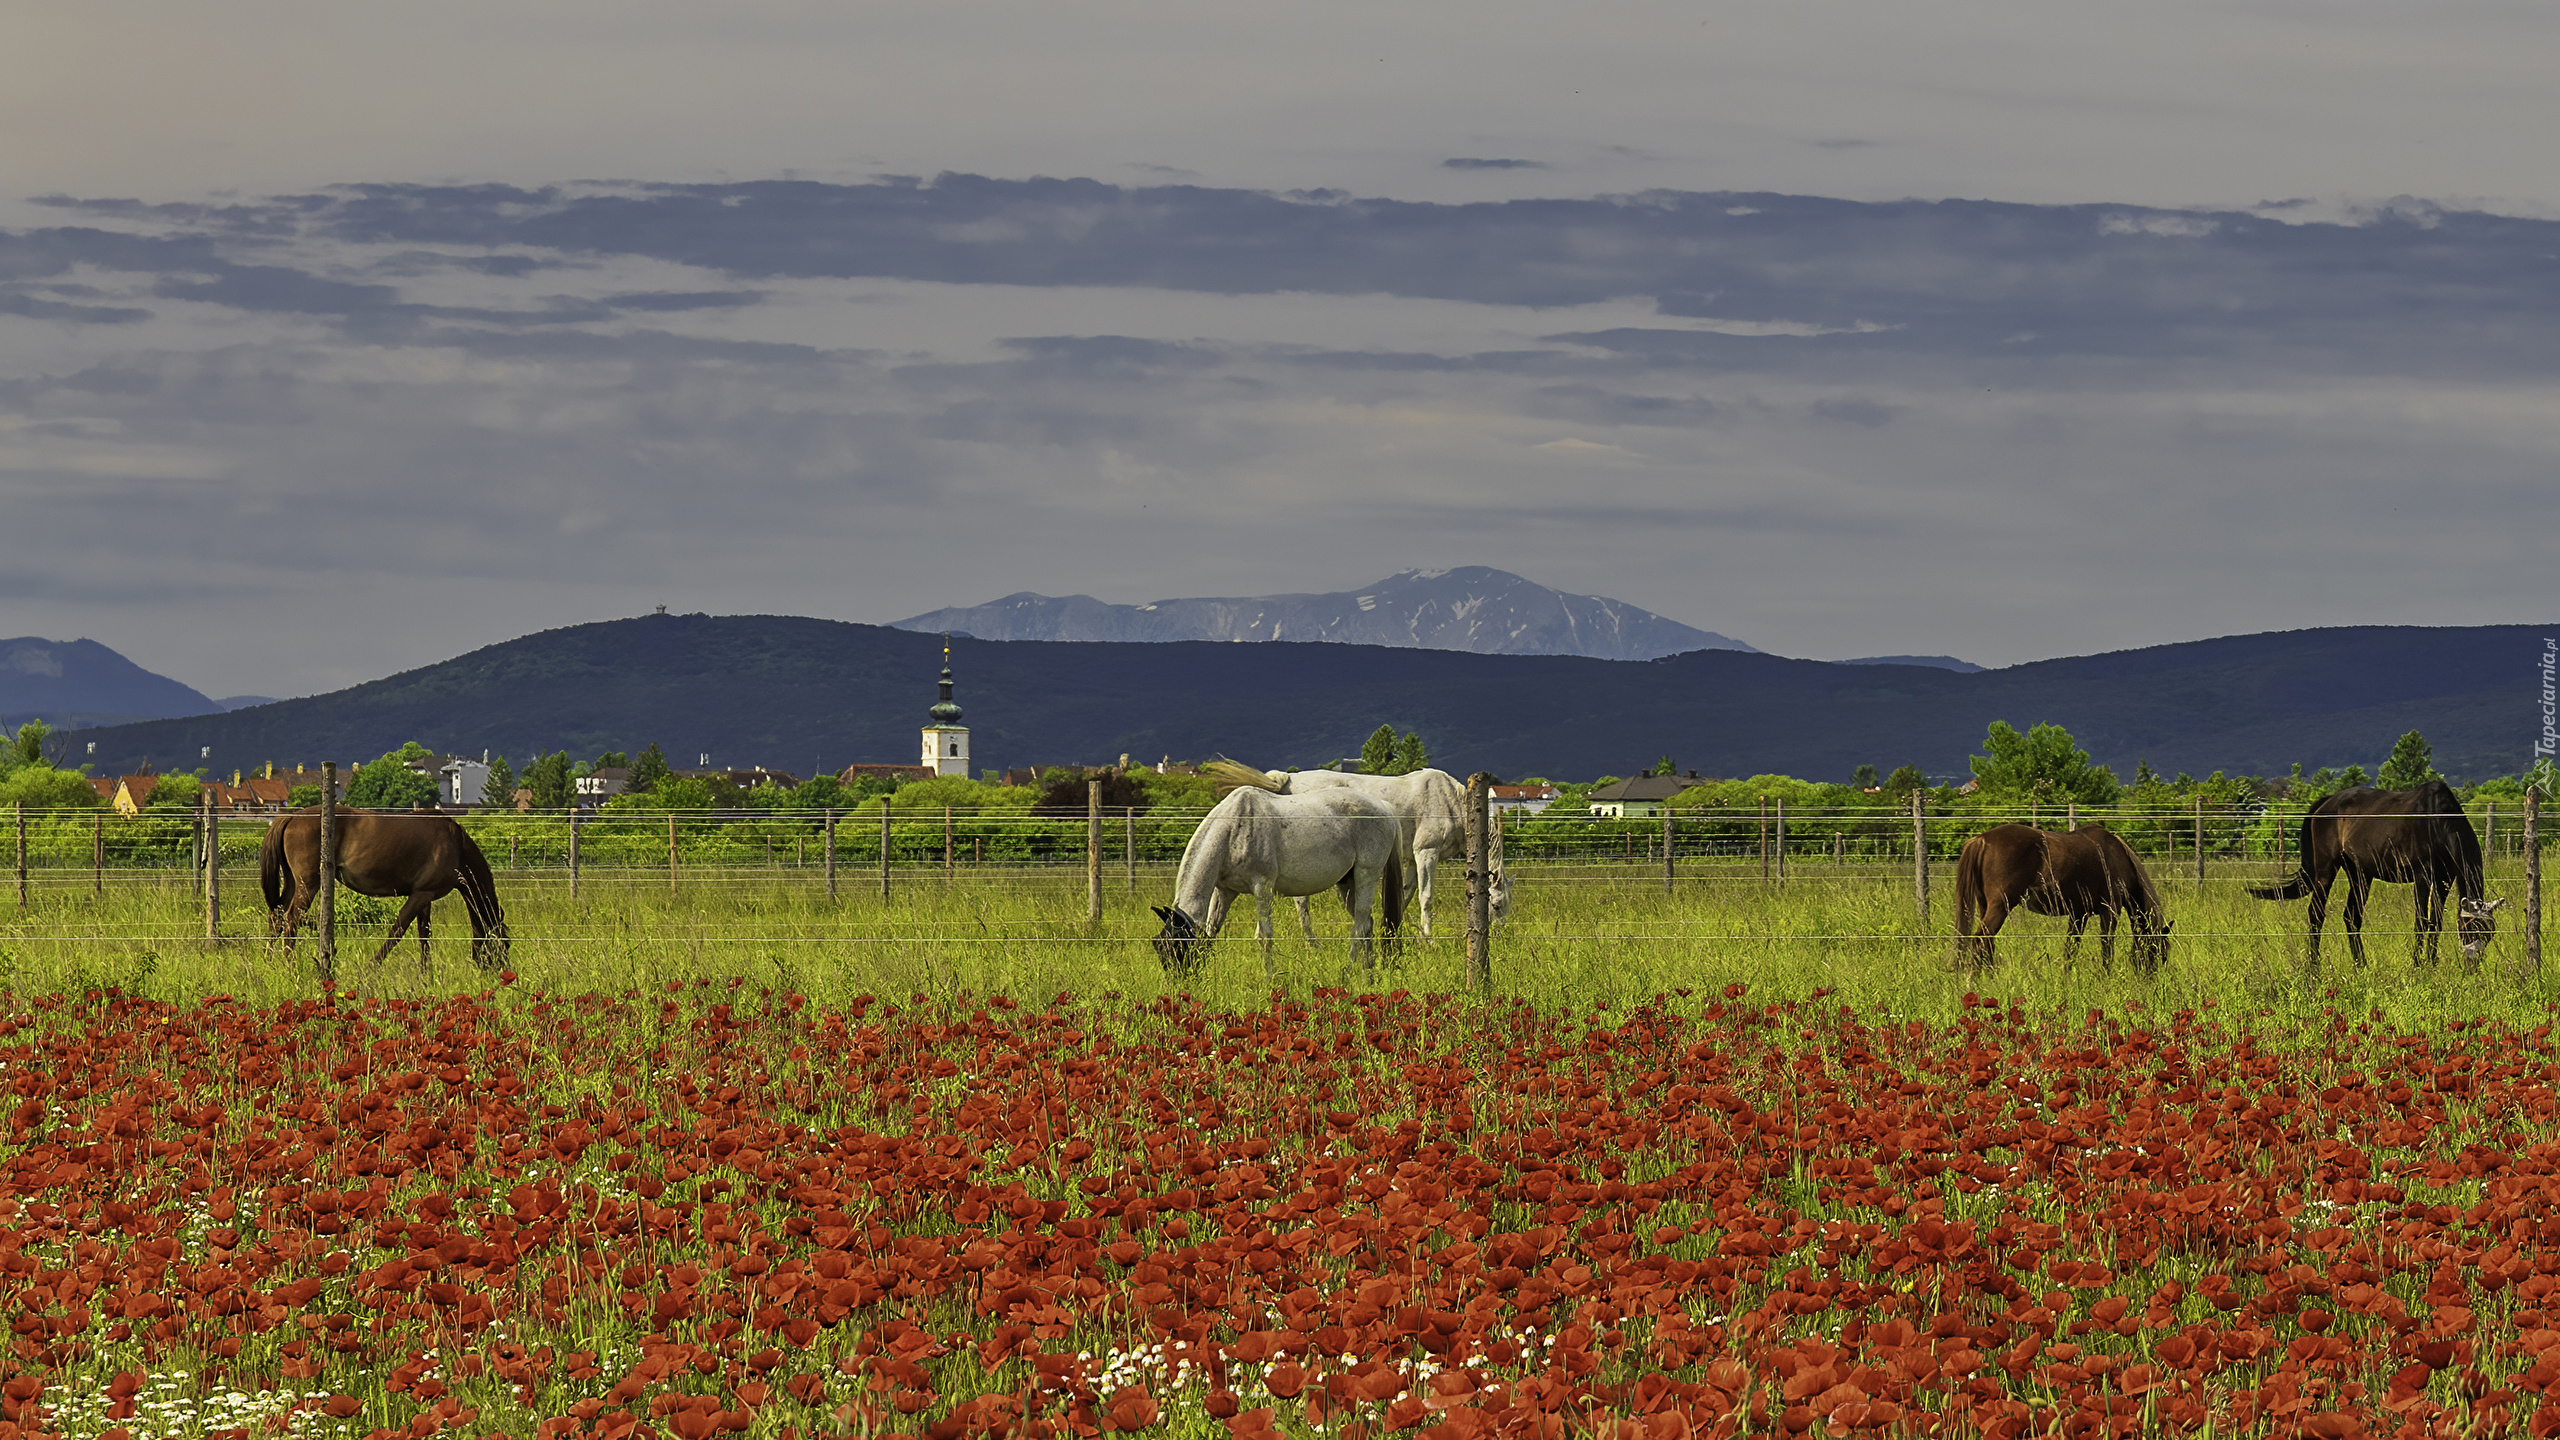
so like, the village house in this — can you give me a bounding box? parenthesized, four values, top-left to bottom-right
(1585, 771, 1711, 818)
(1489, 782, 1561, 815)
(574, 766, 630, 806)
(840, 762, 933, 786)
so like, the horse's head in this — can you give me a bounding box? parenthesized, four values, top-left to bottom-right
(1151, 905, 1205, 973)
(2459, 896, 2505, 961)
(2130, 915, 2173, 973)
(1489, 862, 1513, 925)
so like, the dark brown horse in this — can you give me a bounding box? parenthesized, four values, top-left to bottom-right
(2247, 781, 2500, 967)
(261, 808, 510, 970)
(1955, 823, 2169, 971)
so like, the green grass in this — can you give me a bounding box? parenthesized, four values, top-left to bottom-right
(3, 850, 2555, 1034)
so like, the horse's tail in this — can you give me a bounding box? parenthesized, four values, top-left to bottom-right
(260, 817, 292, 915)
(1953, 836, 1983, 937)
(1203, 757, 1287, 796)
(2246, 804, 2323, 900)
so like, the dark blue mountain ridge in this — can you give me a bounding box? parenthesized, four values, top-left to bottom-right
(52, 614, 2559, 784)
(0, 635, 222, 734)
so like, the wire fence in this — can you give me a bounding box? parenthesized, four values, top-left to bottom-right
(0, 799, 2544, 875)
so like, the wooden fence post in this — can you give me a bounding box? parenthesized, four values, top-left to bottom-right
(1466, 773, 1492, 992)
(824, 809, 837, 902)
(13, 802, 23, 910)
(879, 801, 891, 902)
(668, 814, 679, 895)
(1913, 790, 1929, 924)
(568, 808, 582, 901)
(318, 762, 338, 996)
(1758, 795, 1770, 881)
(203, 789, 219, 938)
(1833, 830, 1844, 866)
(1776, 798, 1786, 882)
(1087, 780, 1103, 923)
(2194, 796, 2205, 887)
(2487, 801, 2499, 859)
(1661, 807, 1675, 896)
(2066, 803, 2076, 832)
(92, 811, 103, 899)
(2528, 785, 2543, 973)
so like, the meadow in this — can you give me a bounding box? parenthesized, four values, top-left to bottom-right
(2, 828, 2559, 1439)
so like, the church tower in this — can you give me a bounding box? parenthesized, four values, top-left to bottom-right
(920, 637, 970, 777)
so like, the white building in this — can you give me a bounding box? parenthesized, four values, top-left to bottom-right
(439, 756, 492, 807)
(920, 641, 971, 777)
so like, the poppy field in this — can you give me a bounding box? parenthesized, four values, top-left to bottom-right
(7, 968, 2560, 1440)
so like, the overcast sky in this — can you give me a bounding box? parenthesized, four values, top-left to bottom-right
(6, 1, 2560, 698)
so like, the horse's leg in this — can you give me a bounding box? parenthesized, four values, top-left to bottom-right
(279, 876, 310, 949)
(2342, 873, 2370, 967)
(1347, 869, 1376, 975)
(1411, 851, 1433, 940)
(2304, 873, 2330, 967)
(2418, 880, 2443, 967)
(1974, 894, 2010, 971)
(1295, 895, 1318, 944)
(417, 901, 432, 972)
(1253, 881, 1275, 990)
(371, 894, 432, 966)
(2063, 912, 2088, 969)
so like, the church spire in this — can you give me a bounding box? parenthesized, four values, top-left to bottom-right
(928, 635, 963, 725)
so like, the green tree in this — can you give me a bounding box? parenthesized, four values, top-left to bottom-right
(7, 719, 49, 772)
(1882, 764, 1926, 798)
(593, 750, 630, 771)
(1650, 755, 1677, 777)
(1853, 764, 1878, 790)
(523, 752, 573, 811)
(1359, 725, 1399, 775)
(0, 763, 101, 808)
(287, 783, 323, 809)
(1390, 731, 1429, 775)
(2378, 730, 2442, 790)
(145, 771, 204, 809)
(1968, 721, 2120, 805)
(626, 742, 672, 795)
(347, 742, 439, 809)
(480, 753, 516, 808)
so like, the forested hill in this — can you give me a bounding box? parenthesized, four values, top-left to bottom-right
(64, 614, 2557, 784)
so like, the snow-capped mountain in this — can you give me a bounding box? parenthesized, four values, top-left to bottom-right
(891, 567, 1757, 661)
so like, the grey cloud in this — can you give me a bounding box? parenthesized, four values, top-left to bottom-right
(1443, 158, 1546, 170)
(151, 265, 400, 315)
(1811, 139, 1880, 150)
(601, 289, 764, 312)
(1526, 383, 1719, 427)
(18, 178, 2560, 373)
(1810, 396, 1897, 427)
(0, 291, 151, 324)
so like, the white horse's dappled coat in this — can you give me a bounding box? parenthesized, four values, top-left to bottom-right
(1151, 786, 1404, 983)
(1210, 763, 1510, 939)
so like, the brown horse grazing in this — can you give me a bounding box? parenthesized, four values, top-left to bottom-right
(1954, 823, 2170, 971)
(2247, 781, 2501, 967)
(261, 808, 510, 971)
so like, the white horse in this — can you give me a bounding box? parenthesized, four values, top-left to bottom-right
(1204, 761, 1510, 939)
(1151, 786, 1405, 984)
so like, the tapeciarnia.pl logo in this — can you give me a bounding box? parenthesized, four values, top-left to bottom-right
(2539, 638, 2557, 759)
